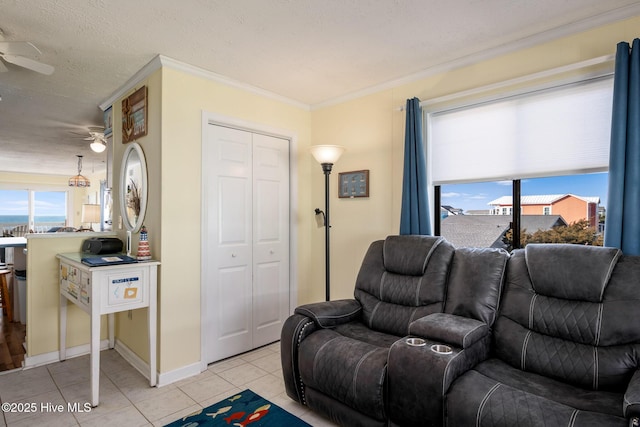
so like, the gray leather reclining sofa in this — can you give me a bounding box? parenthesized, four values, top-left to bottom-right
(281, 235, 640, 426)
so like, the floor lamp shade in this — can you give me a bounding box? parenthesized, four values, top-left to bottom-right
(311, 145, 345, 301)
(310, 145, 345, 165)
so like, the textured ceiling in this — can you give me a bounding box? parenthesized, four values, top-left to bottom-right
(1, 0, 639, 176)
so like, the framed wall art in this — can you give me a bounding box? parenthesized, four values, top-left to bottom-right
(339, 170, 369, 198)
(122, 86, 148, 143)
(103, 106, 113, 138)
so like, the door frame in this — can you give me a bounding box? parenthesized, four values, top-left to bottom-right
(200, 111, 298, 371)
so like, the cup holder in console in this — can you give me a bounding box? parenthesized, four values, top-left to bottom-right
(430, 344, 452, 354)
(405, 337, 426, 347)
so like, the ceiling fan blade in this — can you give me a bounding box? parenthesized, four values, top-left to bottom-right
(0, 41, 41, 57)
(0, 59, 7, 72)
(1, 54, 54, 75)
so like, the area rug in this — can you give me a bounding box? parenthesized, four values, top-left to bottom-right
(164, 389, 311, 427)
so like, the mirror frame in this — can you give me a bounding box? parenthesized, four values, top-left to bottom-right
(119, 142, 148, 233)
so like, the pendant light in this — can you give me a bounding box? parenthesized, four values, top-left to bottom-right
(68, 155, 90, 187)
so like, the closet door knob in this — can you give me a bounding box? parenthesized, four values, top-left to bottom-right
(231, 253, 237, 258)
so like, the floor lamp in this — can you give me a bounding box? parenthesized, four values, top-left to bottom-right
(311, 145, 345, 301)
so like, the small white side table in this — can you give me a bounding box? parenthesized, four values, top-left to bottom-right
(56, 253, 159, 407)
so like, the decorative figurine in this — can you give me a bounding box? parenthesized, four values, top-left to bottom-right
(136, 225, 152, 260)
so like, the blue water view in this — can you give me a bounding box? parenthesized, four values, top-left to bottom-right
(0, 215, 66, 224)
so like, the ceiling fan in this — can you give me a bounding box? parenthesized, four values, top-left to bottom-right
(71, 127, 107, 153)
(0, 40, 54, 75)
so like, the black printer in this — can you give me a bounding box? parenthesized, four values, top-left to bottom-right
(82, 237, 123, 255)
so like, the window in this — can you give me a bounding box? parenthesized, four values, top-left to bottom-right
(429, 75, 613, 249)
(439, 173, 607, 249)
(0, 189, 70, 235)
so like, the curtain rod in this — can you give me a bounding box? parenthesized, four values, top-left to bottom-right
(395, 54, 615, 111)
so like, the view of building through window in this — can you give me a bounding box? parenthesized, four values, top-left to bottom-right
(440, 172, 607, 249)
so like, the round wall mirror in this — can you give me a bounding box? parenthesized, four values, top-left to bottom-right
(119, 143, 148, 233)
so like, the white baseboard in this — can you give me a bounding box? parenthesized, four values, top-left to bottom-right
(113, 339, 202, 387)
(156, 360, 202, 387)
(23, 339, 204, 387)
(23, 340, 110, 369)
(113, 339, 152, 382)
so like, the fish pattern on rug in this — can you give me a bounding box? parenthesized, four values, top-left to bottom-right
(164, 389, 311, 427)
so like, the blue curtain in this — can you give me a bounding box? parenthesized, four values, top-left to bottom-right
(605, 39, 640, 254)
(400, 97, 431, 235)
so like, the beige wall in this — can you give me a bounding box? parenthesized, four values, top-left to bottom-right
(26, 234, 111, 357)
(312, 15, 640, 301)
(107, 67, 312, 374)
(109, 72, 163, 366)
(158, 67, 311, 373)
(12, 14, 640, 379)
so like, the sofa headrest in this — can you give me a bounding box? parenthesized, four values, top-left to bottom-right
(525, 244, 621, 302)
(383, 235, 443, 276)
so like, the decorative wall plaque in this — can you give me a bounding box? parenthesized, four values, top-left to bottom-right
(122, 86, 147, 143)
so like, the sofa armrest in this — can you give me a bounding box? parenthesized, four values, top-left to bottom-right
(409, 312, 489, 348)
(624, 370, 640, 420)
(294, 299, 361, 328)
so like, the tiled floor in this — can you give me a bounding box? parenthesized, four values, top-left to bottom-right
(0, 342, 338, 426)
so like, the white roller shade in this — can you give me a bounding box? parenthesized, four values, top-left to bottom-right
(429, 77, 613, 185)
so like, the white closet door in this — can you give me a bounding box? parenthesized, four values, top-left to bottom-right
(204, 124, 289, 363)
(252, 133, 289, 348)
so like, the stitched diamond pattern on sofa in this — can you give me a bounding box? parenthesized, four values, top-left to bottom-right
(369, 300, 416, 336)
(380, 272, 421, 306)
(533, 295, 599, 345)
(311, 335, 388, 420)
(526, 333, 594, 389)
(480, 383, 575, 426)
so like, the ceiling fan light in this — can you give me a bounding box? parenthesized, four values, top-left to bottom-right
(90, 140, 106, 153)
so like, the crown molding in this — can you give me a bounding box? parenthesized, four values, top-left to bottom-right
(311, 3, 640, 110)
(100, 55, 310, 111)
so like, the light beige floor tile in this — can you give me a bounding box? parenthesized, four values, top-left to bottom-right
(206, 355, 247, 375)
(0, 340, 332, 427)
(172, 369, 213, 388)
(244, 373, 285, 400)
(217, 363, 269, 387)
(6, 411, 78, 427)
(299, 409, 340, 426)
(134, 388, 197, 422)
(196, 387, 243, 409)
(2, 389, 68, 425)
(178, 374, 236, 404)
(49, 364, 92, 389)
(263, 342, 281, 353)
(249, 352, 281, 373)
(102, 362, 146, 385)
(270, 392, 310, 418)
(112, 373, 177, 404)
(77, 405, 150, 427)
(239, 347, 273, 362)
(0, 366, 57, 402)
(150, 404, 201, 427)
(60, 377, 131, 423)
